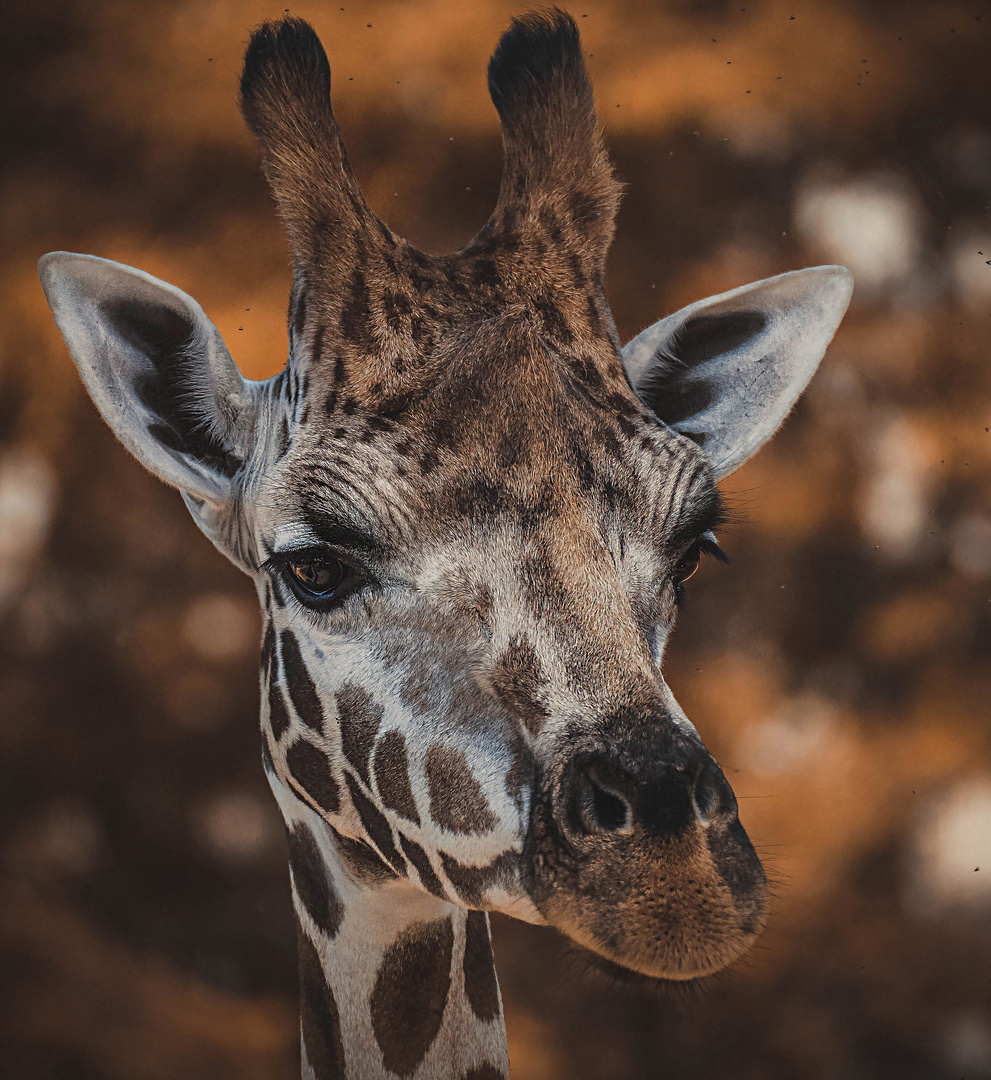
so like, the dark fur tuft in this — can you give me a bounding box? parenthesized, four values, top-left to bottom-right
(487, 9, 591, 130)
(482, 9, 620, 271)
(241, 18, 333, 146)
(239, 18, 391, 297)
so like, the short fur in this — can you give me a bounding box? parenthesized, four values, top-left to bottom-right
(38, 9, 853, 1078)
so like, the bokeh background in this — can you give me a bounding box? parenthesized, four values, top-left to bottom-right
(2, 0, 990, 1077)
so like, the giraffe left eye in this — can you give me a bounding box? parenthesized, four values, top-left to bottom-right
(285, 554, 346, 603)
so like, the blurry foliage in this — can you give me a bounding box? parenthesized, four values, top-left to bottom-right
(1, 0, 990, 1078)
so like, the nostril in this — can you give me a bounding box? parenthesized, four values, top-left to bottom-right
(590, 784, 630, 832)
(693, 762, 735, 827)
(572, 764, 634, 836)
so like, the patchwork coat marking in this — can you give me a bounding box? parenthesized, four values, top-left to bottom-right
(38, 5, 852, 1076)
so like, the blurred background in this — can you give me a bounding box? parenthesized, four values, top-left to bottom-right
(1, 0, 990, 1077)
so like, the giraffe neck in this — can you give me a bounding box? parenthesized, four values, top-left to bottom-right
(270, 770, 510, 1080)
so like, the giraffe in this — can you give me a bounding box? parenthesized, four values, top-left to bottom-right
(38, 10, 852, 1079)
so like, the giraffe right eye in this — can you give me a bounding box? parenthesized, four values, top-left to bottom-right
(283, 553, 347, 606)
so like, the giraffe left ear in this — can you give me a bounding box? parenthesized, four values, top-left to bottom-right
(622, 266, 853, 477)
(39, 252, 258, 505)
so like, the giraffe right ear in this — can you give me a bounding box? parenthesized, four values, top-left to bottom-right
(622, 266, 853, 478)
(39, 252, 257, 505)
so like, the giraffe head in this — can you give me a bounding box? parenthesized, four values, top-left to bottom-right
(39, 12, 851, 981)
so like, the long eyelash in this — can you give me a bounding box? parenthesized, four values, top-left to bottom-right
(699, 531, 729, 564)
(260, 545, 342, 575)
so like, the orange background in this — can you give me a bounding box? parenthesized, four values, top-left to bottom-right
(2, 1, 990, 1077)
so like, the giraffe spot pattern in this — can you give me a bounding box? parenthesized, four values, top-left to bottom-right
(462, 911, 500, 1021)
(398, 833, 446, 899)
(426, 746, 497, 835)
(345, 773, 404, 874)
(296, 917, 347, 1080)
(286, 738, 341, 814)
(439, 850, 516, 907)
(489, 636, 550, 735)
(279, 630, 325, 732)
(264, 626, 291, 740)
(287, 821, 343, 938)
(373, 730, 420, 824)
(336, 682, 382, 785)
(330, 824, 398, 885)
(370, 917, 454, 1077)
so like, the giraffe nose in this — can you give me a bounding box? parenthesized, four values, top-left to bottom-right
(563, 750, 737, 840)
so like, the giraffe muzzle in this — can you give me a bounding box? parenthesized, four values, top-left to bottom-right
(523, 721, 767, 981)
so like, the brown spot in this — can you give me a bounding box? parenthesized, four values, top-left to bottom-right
(286, 738, 341, 815)
(426, 746, 497, 835)
(336, 682, 382, 785)
(489, 637, 549, 735)
(463, 911, 500, 1021)
(279, 631, 325, 732)
(296, 918, 346, 1080)
(340, 267, 374, 346)
(439, 850, 516, 907)
(287, 822, 343, 938)
(268, 677, 291, 741)
(373, 730, 420, 824)
(370, 918, 454, 1077)
(345, 774, 404, 874)
(399, 833, 446, 899)
(330, 824, 398, 885)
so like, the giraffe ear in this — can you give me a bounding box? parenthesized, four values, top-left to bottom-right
(622, 266, 853, 477)
(39, 252, 257, 505)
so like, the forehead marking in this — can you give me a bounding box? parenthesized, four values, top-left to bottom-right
(488, 637, 549, 736)
(344, 773, 405, 874)
(296, 918, 346, 1080)
(373, 731, 420, 825)
(370, 917, 454, 1076)
(287, 821, 343, 939)
(462, 911, 500, 1022)
(285, 738, 341, 815)
(426, 746, 497, 836)
(336, 683, 383, 786)
(279, 631, 326, 733)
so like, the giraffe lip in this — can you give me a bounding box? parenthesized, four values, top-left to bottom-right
(568, 944, 712, 988)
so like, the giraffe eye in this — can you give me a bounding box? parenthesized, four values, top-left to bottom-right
(674, 544, 702, 584)
(672, 532, 728, 601)
(284, 553, 346, 604)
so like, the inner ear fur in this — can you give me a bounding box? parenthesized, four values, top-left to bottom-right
(622, 265, 853, 477)
(38, 251, 258, 503)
